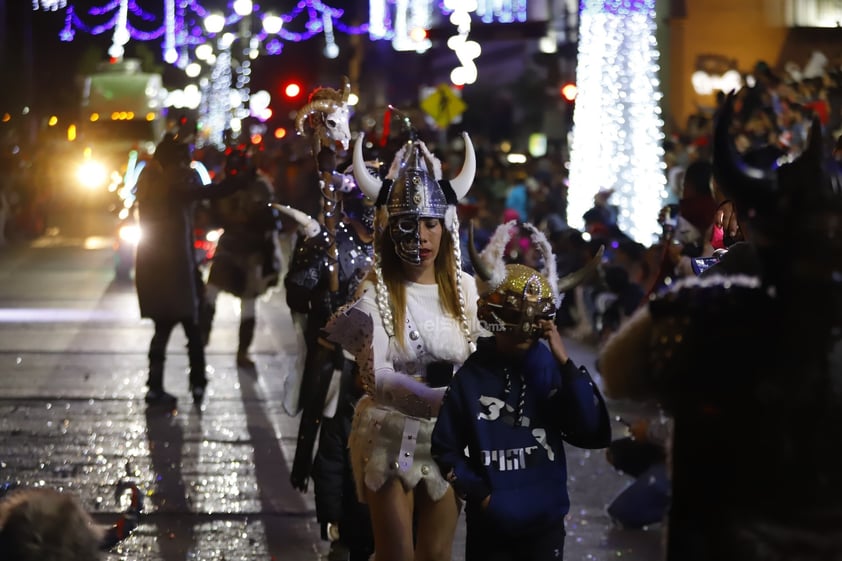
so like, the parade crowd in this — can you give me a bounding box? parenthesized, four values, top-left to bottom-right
(2, 56, 842, 561)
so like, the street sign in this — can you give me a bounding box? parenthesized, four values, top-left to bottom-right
(420, 84, 467, 129)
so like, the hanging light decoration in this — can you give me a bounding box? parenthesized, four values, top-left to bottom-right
(36, 0, 528, 62)
(567, 0, 666, 245)
(444, 0, 480, 86)
(107, 0, 130, 60)
(32, 0, 66, 10)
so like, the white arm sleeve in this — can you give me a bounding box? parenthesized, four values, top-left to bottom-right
(374, 368, 446, 419)
(355, 283, 446, 419)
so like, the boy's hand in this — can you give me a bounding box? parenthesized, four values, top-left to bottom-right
(481, 495, 491, 509)
(536, 319, 569, 364)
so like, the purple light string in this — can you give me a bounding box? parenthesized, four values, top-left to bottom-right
(49, 0, 518, 51)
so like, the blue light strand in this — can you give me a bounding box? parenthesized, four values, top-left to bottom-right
(580, 0, 651, 15)
(70, 9, 118, 35)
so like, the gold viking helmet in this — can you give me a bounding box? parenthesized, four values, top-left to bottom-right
(468, 220, 603, 337)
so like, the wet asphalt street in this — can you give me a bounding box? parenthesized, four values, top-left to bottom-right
(0, 207, 664, 561)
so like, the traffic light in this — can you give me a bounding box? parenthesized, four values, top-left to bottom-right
(282, 80, 303, 100)
(560, 82, 577, 103)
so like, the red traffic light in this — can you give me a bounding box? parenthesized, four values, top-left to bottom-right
(283, 81, 302, 99)
(560, 82, 577, 102)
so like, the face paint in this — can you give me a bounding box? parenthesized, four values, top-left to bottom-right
(389, 216, 421, 264)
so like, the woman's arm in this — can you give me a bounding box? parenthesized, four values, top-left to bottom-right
(355, 285, 446, 418)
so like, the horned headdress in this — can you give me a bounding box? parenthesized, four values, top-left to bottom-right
(351, 128, 476, 346)
(468, 220, 603, 338)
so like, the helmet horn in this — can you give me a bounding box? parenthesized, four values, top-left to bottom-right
(341, 76, 351, 103)
(353, 133, 382, 201)
(467, 222, 493, 282)
(557, 245, 604, 293)
(271, 204, 321, 239)
(712, 90, 776, 200)
(450, 132, 476, 200)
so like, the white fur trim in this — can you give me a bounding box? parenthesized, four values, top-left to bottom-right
(444, 205, 458, 232)
(385, 140, 443, 180)
(523, 223, 560, 304)
(476, 220, 516, 295)
(418, 140, 443, 179)
(386, 145, 407, 180)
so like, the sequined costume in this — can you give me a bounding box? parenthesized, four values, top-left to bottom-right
(285, 220, 374, 337)
(285, 218, 374, 487)
(281, 166, 378, 559)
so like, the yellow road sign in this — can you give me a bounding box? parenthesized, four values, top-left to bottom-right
(420, 84, 467, 129)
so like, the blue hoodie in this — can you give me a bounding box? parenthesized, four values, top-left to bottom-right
(432, 337, 611, 537)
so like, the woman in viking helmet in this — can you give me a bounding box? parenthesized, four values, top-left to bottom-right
(324, 129, 484, 561)
(431, 221, 610, 561)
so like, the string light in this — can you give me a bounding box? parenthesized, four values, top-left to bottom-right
(40, 0, 526, 62)
(205, 49, 233, 149)
(567, 0, 666, 245)
(32, 0, 67, 10)
(391, 0, 432, 52)
(473, 0, 527, 24)
(444, 0, 480, 86)
(107, 0, 130, 60)
(163, 0, 177, 64)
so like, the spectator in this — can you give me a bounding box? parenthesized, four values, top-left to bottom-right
(134, 133, 246, 407)
(503, 167, 529, 222)
(0, 483, 142, 560)
(0, 487, 103, 561)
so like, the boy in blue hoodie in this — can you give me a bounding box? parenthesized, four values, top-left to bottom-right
(432, 222, 611, 561)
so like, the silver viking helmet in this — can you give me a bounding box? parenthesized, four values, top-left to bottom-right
(386, 141, 449, 220)
(352, 131, 476, 264)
